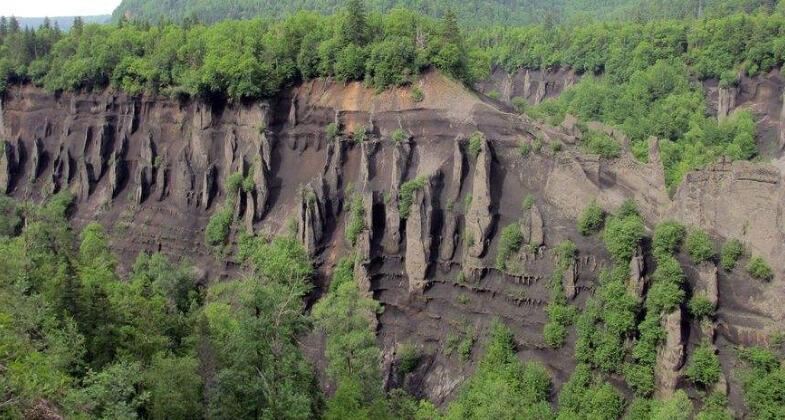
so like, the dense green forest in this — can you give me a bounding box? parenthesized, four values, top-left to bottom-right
(111, 0, 783, 26)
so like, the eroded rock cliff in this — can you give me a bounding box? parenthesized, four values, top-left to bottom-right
(2, 70, 784, 407)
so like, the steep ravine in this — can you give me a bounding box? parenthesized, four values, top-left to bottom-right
(2, 70, 784, 409)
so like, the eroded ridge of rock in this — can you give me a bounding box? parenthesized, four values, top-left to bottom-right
(655, 309, 685, 398)
(405, 175, 435, 293)
(0, 139, 16, 194)
(297, 180, 327, 257)
(717, 86, 738, 121)
(135, 134, 156, 204)
(520, 201, 545, 249)
(465, 135, 493, 258)
(439, 138, 464, 262)
(563, 256, 578, 300)
(628, 246, 646, 302)
(383, 141, 411, 254)
(107, 135, 128, 200)
(354, 192, 375, 296)
(29, 138, 43, 183)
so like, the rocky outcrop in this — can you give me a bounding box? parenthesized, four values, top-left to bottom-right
(134, 134, 156, 204)
(106, 136, 128, 200)
(29, 138, 43, 182)
(201, 165, 216, 209)
(476, 67, 579, 105)
(383, 141, 411, 254)
(563, 258, 578, 300)
(628, 246, 646, 301)
(439, 139, 464, 262)
(717, 86, 737, 121)
(405, 177, 433, 293)
(465, 136, 493, 257)
(655, 309, 685, 398)
(0, 140, 16, 193)
(520, 201, 545, 248)
(354, 192, 375, 296)
(698, 263, 719, 308)
(297, 182, 326, 257)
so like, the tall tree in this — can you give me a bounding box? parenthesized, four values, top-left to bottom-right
(341, 0, 367, 45)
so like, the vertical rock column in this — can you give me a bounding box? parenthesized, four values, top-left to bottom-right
(717, 86, 737, 121)
(439, 138, 464, 263)
(655, 309, 686, 398)
(0, 140, 16, 194)
(383, 141, 411, 254)
(405, 179, 433, 293)
(465, 136, 493, 258)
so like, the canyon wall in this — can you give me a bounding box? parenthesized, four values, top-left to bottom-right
(2, 70, 784, 403)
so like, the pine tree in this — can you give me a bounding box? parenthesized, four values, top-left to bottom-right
(441, 8, 460, 44)
(9, 16, 19, 34)
(0, 17, 8, 39)
(341, 0, 367, 45)
(72, 17, 84, 36)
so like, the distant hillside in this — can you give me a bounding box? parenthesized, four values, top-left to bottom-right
(111, 0, 779, 25)
(15, 15, 111, 30)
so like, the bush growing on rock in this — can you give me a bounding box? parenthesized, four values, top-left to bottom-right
(325, 123, 339, 140)
(468, 132, 484, 159)
(720, 239, 744, 271)
(496, 223, 523, 270)
(345, 194, 365, 247)
(652, 220, 686, 260)
(686, 343, 722, 388)
(603, 210, 645, 263)
(398, 176, 427, 219)
(686, 229, 715, 263)
(557, 364, 625, 420)
(353, 126, 367, 143)
(747, 256, 774, 281)
(205, 206, 233, 247)
(582, 131, 621, 158)
(391, 128, 407, 143)
(688, 294, 715, 319)
(577, 200, 604, 236)
(447, 321, 553, 418)
(410, 86, 423, 102)
(737, 346, 785, 419)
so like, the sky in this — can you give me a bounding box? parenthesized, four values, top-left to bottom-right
(0, 0, 121, 17)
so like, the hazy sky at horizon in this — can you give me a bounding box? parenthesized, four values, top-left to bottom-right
(1, 0, 122, 17)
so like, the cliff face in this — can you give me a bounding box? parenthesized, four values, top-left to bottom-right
(478, 67, 785, 156)
(2, 70, 784, 403)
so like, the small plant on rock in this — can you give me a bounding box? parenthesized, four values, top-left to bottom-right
(411, 86, 424, 102)
(577, 200, 604, 236)
(391, 128, 407, 143)
(468, 132, 484, 159)
(720, 239, 744, 271)
(686, 229, 715, 264)
(747, 256, 774, 281)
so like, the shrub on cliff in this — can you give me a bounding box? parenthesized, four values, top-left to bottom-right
(398, 176, 427, 219)
(720, 239, 744, 271)
(686, 343, 722, 388)
(447, 321, 553, 418)
(652, 220, 686, 260)
(468, 132, 484, 159)
(496, 223, 523, 270)
(582, 131, 621, 158)
(205, 206, 233, 247)
(577, 200, 604, 236)
(603, 209, 644, 263)
(747, 256, 774, 281)
(686, 229, 715, 264)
